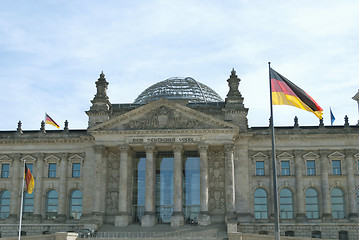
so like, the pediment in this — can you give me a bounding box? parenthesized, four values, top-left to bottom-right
(251, 152, 268, 160)
(328, 151, 345, 159)
(277, 152, 294, 159)
(303, 152, 319, 159)
(89, 99, 239, 132)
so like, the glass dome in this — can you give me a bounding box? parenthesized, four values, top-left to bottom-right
(134, 77, 223, 104)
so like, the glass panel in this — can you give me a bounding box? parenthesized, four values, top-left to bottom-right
(280, 188, 293, 219)
(156, 152, 174, 223)
(254, 188, 268, 219)
(0, 190, 10, 219)
(70, 190, 82, 219)
(1, 164, 10, 178)
(184, 152, 200, 224)
(332, 160, 342, 175)
(46, 190, 58, 219)
(331, 188, 345, 219)
(256, 161, 264, 176)
(48, 163, 56, 178)
(307, 160, 316, 175)
(132, 153, 146, 223)
(281, 161, 290, 176)
(72, 163, 81, 178)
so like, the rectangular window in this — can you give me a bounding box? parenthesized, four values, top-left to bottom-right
(281, 161, 290, 176)
(256, 161, 265, 176)
(1, 164, 10, 178)
(307, 160, 316, 176)
(72, 163, 81, 178)
(48, 163, 57, 178)
(333, 160, 342, 175)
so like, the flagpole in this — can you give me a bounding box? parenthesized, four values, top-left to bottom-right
(18, 160, 26, 240)
(268, 62, 280, 240)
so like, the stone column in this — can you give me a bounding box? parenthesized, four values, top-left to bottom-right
(115, 144, 131, 226)
(57, 153, 68, 221)
(346, 150, 359, 221)
(224, 143, 236, 221)
(294, 151, 307, 222)
(33, 153, 44, 220)
(320, 150, 332, 222)
(198, 143, 210, 226)
(141, 144, 157, 227)
(171, 144, 184, 227)
(92, 145, 106, 225)
(9, 154, 21, 221)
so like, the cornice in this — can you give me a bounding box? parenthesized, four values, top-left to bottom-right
(0, 135, 93, 145)
(89, 128, 238, 136)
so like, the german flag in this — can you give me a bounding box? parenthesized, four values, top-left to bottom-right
(270, 68, 323, 119)
(45, 113, 60, 129)
(25, 164, 34, 194)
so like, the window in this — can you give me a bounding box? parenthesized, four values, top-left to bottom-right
(48, 163, 56, 178)
(279, 188, 293, 219)
(332, 160, 342, 175)
(281, 161, 290, 176)
(23, 192, 34, 219)
(132, 152, 146, 223)
(46, 190, 58, 219)
(312, 231, 321, 238)
(285, 231, 295, 236)
(1, 164, 10, 178)
(332, 188, 345, 219)
(306, 160, 316, 175)
(305, 188, 319, 219)
(70, 190, 82, 219)
(155, 152, 174, 223)
(254, 188, 268, 219)
(183, 151, 200, 224)
(0, 190, 10, 219)
(339, 230, 348, 240)
(256, 161, 264, 176)
(357, 189, 359, 214)
(72, 163, 81, 178)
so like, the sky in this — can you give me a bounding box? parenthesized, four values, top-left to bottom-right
(1, 0, 359, 131)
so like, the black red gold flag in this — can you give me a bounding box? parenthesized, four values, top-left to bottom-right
(45, 113, 60, 129)
(25, 164, 34, 194)
(270, 68, 323, 119)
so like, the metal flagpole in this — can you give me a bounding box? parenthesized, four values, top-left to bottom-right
(18, 160, 26, 240)
(268, 62, 280, 240)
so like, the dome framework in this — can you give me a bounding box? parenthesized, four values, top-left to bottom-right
(133, 77, 223, 104)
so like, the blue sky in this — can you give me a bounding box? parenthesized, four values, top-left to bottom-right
(1, 0, 358, 130)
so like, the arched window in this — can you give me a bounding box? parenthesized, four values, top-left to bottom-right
(279, 188, 293, 219)
(0, 190, 10, 219)
(23, 191, 34, 219)
(46, 190, 58, 219)
(305, 188, 319, 219)
(70, 190, 82, 219)
(332, 188, 345, 219)
(254, 188, 268, 219)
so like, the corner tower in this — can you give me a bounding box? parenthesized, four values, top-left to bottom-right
(86, 72, 112, 128)
(224, 68, 248, 131)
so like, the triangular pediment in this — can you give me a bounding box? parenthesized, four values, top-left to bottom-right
(89, 99, 239, 132)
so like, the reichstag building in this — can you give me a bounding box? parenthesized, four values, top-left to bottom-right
(0, 69, 359, 239)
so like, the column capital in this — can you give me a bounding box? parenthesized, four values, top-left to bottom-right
(144, 144, 156, 153)
(198, 143, 209, 153)
(93, 145, 106, 154)
(224, 143, 234, 152)
(118, 144, 130, 152)
(345, 149, 356, 157)
(173, 144, 183, 153)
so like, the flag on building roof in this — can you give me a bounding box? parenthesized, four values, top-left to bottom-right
(270, 68, 323, 119)
(25, 164, 34, 194)
(330, 107, 336, 125)
(45, 113, 60, 129)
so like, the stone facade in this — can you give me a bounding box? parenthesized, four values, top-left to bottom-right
(0, 70, 358, 239)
